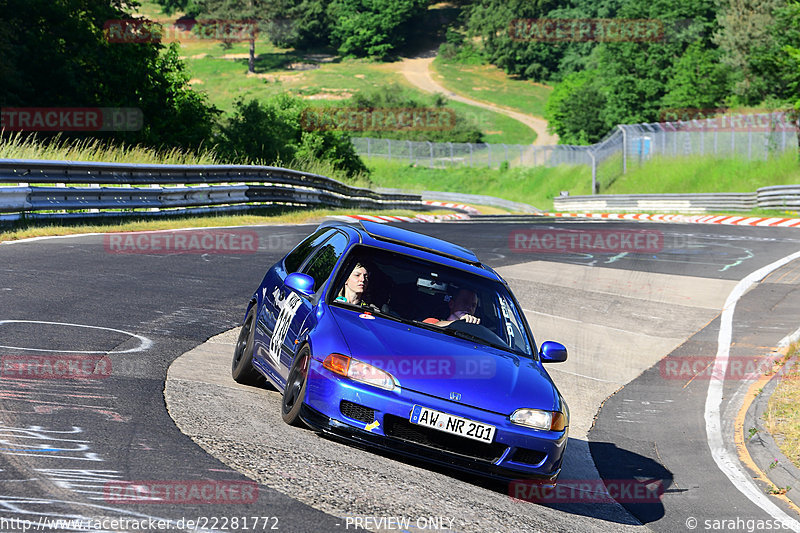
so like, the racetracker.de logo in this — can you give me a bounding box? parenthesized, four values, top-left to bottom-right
(1, 355, 111, 380)
(509, 18, 664, 42)
(509, 229, 663, 254)
(659, 355, 793, 381)
(104, 230, 259, 254)
(658, 108, 799, 132)
(509, 479, 664, 504)
(1, 108, 143, 132)
(300, 107, 456, 132)
(355, 356, 496, 380)
(104, 19, 258, 43)
(103, 480, 258, 504)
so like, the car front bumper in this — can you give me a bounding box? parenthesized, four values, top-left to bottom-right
(302, 359, 567, 483)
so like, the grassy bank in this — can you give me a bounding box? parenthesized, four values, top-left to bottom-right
(0, 207, 451, 243)
(765, 344, 800, 470)
(134, 2, 536, 145)
(0, 133, 375, 189)
(365, 150, 800, 211)
(611, 151, 800, 193)
(366, 158, 592, 210)
(431, 58, 552, 120)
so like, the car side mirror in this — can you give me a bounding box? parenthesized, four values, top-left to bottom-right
(539, 341, 567, 363)
(285, 272, 315, 297)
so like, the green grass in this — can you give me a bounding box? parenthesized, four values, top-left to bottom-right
(432, 57, 552, 119)
(0, 207, 449, 243)
(129, 1, 535, 142)
(0, 132, 375, 189)
(446, 101, 537, 145)
(609, 151, 800, 194)
(765, 344, 800, 470)
(0, 132, 219, 165)
(365, 150, 800, 212)
(367, 158, 591, 210)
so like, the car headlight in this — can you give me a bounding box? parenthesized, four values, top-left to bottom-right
(510, 408, 567, 431)
(322, 353, 396, 391)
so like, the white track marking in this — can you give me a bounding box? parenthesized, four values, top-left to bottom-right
(0, 320, 152, 354)
(705, 250, 800, 529)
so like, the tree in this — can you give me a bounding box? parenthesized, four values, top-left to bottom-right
(281, 0, 332, 50)
(151, 0, 202, 15)
(463, 0, 621, 82)
(0, 0, 218, 149)
(193, 0, 291, 73)
(545, 70, 608, 144)
(216, 95, 367, 176)
(327, 0, 428, 59)
(660, 40, 731, 113)
(713, 0, 783, 105)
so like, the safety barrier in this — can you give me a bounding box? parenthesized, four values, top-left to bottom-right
(0, 159, 425, 219)
(553, 186, 800, 213)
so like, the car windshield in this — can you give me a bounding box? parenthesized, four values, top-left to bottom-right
(329, 245, 535, 357)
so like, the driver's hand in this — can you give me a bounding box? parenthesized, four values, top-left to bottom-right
(459, 314, 480, 324)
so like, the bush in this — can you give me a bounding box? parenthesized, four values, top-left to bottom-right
(216, 95, 367, 177)
(330, 84, 484, 143)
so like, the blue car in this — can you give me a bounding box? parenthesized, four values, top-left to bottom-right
(232, 220, 569, 483)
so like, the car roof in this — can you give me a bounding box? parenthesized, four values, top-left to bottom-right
(319, 219, 500, 280)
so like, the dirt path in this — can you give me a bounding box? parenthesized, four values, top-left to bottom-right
(398, 56, 559, 146)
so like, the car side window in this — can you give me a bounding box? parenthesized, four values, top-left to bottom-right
(283, 229, 337, 273)
(301, 232, 349, 290)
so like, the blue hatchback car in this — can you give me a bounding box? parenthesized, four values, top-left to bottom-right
(232, 220, 569, 483)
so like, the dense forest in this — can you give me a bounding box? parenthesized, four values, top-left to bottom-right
(459, 0, 800, 144)
(1, 0, 798, 162)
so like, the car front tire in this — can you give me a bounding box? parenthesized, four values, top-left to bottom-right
(232, 306, 261, 385)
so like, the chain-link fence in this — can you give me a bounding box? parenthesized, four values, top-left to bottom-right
(619, 116, 797, 168)
(350, 138, 594, 170)
(352, 112, 799, 194)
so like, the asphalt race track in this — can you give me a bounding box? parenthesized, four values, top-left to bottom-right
(1, 218, 800, 533)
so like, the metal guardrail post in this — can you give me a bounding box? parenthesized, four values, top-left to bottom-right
(589, 151, 597, 195)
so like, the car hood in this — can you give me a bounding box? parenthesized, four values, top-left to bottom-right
(328, 306, 560, 414)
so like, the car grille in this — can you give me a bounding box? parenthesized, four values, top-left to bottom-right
(383, 414, 507, 462)
(340, 400, 375, 423)
(510, 448, 547, 465)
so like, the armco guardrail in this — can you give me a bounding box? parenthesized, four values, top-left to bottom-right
(0, 159, 426, 219)
(553, 193, 757, 213)
(553, 186, 800, 213)
(757, 185, 800, 209)
(376, 188, 540, 213)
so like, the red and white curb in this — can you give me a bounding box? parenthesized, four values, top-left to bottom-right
(329, 213, 470, 224)
(423, 200, 481, 215)
(540, 212, 800, 228)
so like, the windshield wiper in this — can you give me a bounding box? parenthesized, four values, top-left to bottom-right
(443, 328, 510, 352)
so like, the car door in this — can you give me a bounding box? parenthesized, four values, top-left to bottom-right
(253, 229, 349, 387)
(253, 228, 337, 384)
(276, 230, 350, 379)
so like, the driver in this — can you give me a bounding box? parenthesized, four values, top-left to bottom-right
(335, 262, 370, 306)
(423, 288, 480, 326)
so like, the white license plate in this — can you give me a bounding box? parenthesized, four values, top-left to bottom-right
(409, 405, 496, 443)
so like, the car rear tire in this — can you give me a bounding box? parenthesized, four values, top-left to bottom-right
(282, 346, 310, 426)
(232, 307, 260, 385)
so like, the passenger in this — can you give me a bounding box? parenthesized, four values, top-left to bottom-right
(424, 287, 480, 326)
(335, 262, 371, 307)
